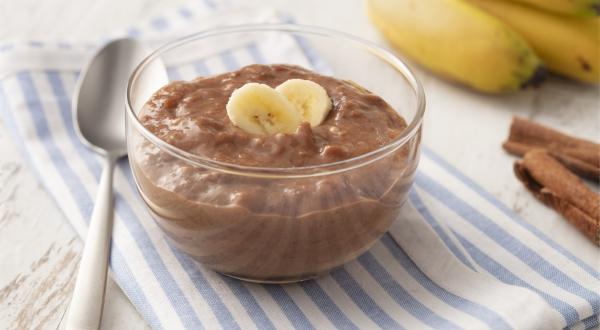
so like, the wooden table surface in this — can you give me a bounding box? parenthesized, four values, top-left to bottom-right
(1, 0, 598, 328)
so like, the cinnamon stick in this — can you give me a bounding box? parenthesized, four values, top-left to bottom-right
(514, 149, 600, 245)
(503, 117, 600, 182)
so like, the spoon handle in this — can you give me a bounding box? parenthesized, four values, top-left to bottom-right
(65, 157, 115, 330)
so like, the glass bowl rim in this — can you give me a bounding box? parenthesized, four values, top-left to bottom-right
(126, 23, 426, 178)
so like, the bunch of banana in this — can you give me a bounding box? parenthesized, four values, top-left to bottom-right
(468, 0, 599, 83)
(367, 0, 600, 93)
(227, 80, 332, 135)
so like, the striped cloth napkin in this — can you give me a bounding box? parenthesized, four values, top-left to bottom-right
(1, 2, 598, 329)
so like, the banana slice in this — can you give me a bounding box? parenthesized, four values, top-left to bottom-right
(226, 83, 302, 135)
(275, 79, 332, 127)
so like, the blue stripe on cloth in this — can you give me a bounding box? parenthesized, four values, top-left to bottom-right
(218, 50, 238, 71)
(357, 252, 461, 330)
(16, 71, 94, 206)
(279, 15, 331, 73)
(330, 268, 405, 329)
(126, 28, 142, 38)
(0, 43, 14, 52)
(422, 147, 599, 280)
(581, 314, 599, 329)
(165, 242, 241, 330)
(110, 248, 164, 330)
(200, 0, 216, 9)
(299, 281, 358, 330)
(263, 286, 315, 330)
(452, 231, 579, 325)
(380, 234, 512, 330)
(408, 190, 475, 270)
(150, 17, 168, 31)
(415, 171, 600, 314)
(246, 43, 266, 64)
(193, 60, 209, 75)
(5, 74, 163, 329)
(219, 276, 277, 330)
(19, 71, 204, 329)
(166, 67, 181, 80)
(177, 7, 193, 19)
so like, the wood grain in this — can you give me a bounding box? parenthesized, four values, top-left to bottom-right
(0, 123, 150, 330)
(1, 240, 79, 329)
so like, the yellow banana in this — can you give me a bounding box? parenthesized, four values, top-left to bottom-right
(275, 79, 332, 127)
(367, 0, 545, 93)
(509, 0, 600, 17)
(226, 80, 332, 135)
(469, 0, 600, 83)
(226, 83, 302, 135)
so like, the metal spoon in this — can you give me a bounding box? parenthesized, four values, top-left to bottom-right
(65, 38, 166, 330)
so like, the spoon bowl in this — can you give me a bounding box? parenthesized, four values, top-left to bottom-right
(73, 39, 153, 157)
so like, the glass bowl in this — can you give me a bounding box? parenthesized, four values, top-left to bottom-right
(126, 24, 425, 283)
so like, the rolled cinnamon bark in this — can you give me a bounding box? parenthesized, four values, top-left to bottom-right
(504, 117, 600, 182)
(514, 149, 600, 246)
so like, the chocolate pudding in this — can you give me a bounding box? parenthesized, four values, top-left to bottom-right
(131, 64, 420, 282)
